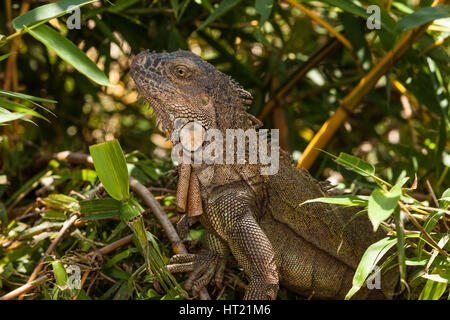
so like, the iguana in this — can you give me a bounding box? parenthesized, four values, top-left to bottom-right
(130, 50, 398, 299)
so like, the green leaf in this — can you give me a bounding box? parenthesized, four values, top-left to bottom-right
(89, 140, 130, 201)
(0, 52, 14, 62)
(13, 0, 94, 30)
(334, 152, 375, 177)
(26, 25, 111, 86)
(419, 272, 448, 300)
(300, 195, 369, 207)
(417, 210, 444, 259)
(0, 202, 7, 226)
(104, 248, 139, 268)
(368, 182, 402, 231)
(5, 168, 52, 207)
(81, 169, 97, 182)
(255, 0, 273, 27)
(79, 198, 122, 220)
(196, 0, 242, 31)
(440, 188, 450, 210)
(0, 98, 48, 122)
(0, 89, 56, 103)
(395, 5, 450, 34)
(0, 111, 28, 124)
(41, 209, 67, 220)
(345, 237, 397, 300)
(52, 260, 68, 287)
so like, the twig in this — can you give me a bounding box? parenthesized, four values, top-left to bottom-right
(148, 187, 176, 194)
(0, 275, 50, 300)
(425, 180, 439, 208)
(18, 151, 210, 300)
(16, 213, 80, 300)
(129, 177, 211, 300)
(297, 0, 444, 169)
(1, 234, 133, 301)
(400, 203, 449, 258)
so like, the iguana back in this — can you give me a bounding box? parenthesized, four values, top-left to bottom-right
(262, 156, 396, 298)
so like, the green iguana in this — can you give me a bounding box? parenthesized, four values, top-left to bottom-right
(130, 50, 398, 300)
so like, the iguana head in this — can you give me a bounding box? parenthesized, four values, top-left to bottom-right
(130, 50, 259, 136)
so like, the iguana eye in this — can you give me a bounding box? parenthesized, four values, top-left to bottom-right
(175, 66, 188, 78)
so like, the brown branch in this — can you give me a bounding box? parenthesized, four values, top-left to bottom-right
(52, 151, 210, 299)
(400, 203, 449, 258)
(0, 275, 50, 301)
(0, 233, 134, 301)
(129, 177, 211, 300)
(16, 213, 80, 300)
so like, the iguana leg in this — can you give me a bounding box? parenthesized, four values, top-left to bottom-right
(206, 190, 279, 300)
(168, 231, 229, 296)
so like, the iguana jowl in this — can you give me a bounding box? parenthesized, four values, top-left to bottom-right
(130, 50, 397, 299)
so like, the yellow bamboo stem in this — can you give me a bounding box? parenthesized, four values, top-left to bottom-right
(418, 36, 448, 57)
(297, 0, 443, 169)
(258, 38, 339, 121)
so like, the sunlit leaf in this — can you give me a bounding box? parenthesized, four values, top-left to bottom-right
(334, 152, 375, 177)
(13, 0, 94, 30)
(27, 25, 112, 86)
(345, 237, 397, 300)
(368, 182, 402, 231)
(300, 195, 369, 206)
(52, 260, 69, 287)
(89, 140, 130, 201)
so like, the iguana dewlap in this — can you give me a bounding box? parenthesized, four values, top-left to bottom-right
(130, 50, 398, 299)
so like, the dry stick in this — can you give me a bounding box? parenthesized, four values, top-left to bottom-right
(16, 213, 80, 300)
(400, 203, 449, 258)
(55, 151, 210, 299)
(297, 0, 444, 170)
(1, 234, 134, 301)
(425, 180, 439, 208)
(129, 177, 211, 300)
(258, 38, 340, 121)
(0, 275, 49, 301)
(9, 181, 103, 300)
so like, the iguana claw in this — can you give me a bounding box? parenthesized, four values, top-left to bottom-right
(167, 250, 226, 296)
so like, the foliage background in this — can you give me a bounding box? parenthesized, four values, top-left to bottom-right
(0, 0, 449, 300)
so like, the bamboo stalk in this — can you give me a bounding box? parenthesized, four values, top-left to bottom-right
(297, 0, 443, 169)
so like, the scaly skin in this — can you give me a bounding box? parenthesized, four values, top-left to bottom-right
(130, 50, 398, 299)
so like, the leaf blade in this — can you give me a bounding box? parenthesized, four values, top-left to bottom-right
(26, 25, 111, 86)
